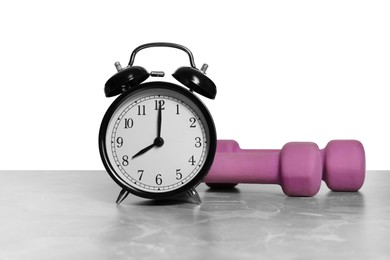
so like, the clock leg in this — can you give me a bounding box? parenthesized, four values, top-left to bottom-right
(182, 188, 202, 204)
(115, 188, 202, 205)
(116, 188, 130, 205)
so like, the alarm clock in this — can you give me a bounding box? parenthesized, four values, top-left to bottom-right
(99, 42, 217, 204)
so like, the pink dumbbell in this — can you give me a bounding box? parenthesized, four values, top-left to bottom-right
(204, 140, 365, 196)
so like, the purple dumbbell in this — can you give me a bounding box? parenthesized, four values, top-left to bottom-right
(204, 140, 365, 196)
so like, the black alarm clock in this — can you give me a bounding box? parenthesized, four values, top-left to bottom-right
(99, 42, 217, 204)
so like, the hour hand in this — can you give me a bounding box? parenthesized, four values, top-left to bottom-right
(132, 143, 156, 159)
(132, 137, 164, 159)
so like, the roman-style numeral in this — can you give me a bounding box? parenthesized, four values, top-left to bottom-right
(137, 105, 146, 115)
(122, 155, 129, 166)
(189, 117, 196, 128)
(176, 104, 180, 115)
(176, 169, 182, 180)
(155, 174, 162, 185)
(124, 118, 134, 129)
(116, 137, 123, 148)
(137, 170, 144, 181)
(155, 100, 165, 110)
(188, 155, 196, 166)
(195, 137, 202, 148)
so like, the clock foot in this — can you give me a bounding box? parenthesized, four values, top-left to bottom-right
(116, 189, 130, 205)
(182, 188, 202, 204)
(115, 188, 201, 205)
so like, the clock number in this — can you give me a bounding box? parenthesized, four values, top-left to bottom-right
(176, 104, 180, 115)
(189, 117, 196, 128)
(122, 155, 129, 166)
(137, 170, 144, 181)
(195, 137, 202, 148)
(155, 174, 162, 185)
(188, 155, 196, 166)
(176, 169, 182, 180)
(116, 137, 123, 148)
(137, 105, 146, 115)
(155, 100, 165, 110)
(124, 118, 134, 129)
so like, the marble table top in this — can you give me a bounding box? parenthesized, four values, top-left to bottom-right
(0, 170, 389, 260)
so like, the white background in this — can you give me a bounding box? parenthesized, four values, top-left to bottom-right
(0, 0, 389, 170)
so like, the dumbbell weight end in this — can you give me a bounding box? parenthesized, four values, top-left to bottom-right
(321, 140, 365, 192)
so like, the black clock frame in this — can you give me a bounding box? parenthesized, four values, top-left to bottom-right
(99, 81, 217, 200)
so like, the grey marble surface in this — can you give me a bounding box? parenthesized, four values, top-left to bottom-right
(0, 170, 389, 260)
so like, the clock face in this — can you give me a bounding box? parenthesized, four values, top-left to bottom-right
(99, 82, 216, 198)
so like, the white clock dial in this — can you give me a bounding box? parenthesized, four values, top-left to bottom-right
(104, 87, 210, 193)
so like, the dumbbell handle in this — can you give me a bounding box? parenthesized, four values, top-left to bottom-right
(206, 149, 285, 184)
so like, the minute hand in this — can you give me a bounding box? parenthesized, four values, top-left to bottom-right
(157, 102, 162, 138)
(132, 104, 164, 160)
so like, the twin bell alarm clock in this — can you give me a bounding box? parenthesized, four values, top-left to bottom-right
(98, 42, 217, 204)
